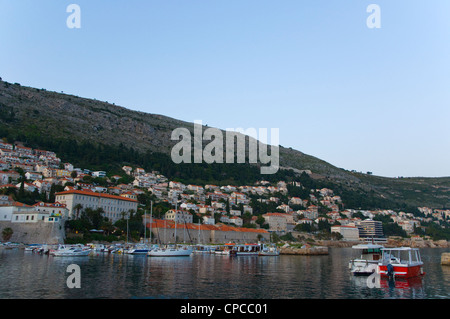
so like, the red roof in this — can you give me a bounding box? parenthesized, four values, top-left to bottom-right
(147, 219, 268, 234)
(55, 190, 138, 202)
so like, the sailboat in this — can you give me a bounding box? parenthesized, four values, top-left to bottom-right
(148, 202, 193, 257)
(128, 206, 151, 255)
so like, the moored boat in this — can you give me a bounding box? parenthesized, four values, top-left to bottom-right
(229, 243, 262, 256)
(147, 244, 193, 257)
(378, 247, 425, 278)
(193, 244, 217, 254)
(259, 243, 280, 256)
(349, 243, 383, 275)
(127, 244, 151, 255)
(214, 243, 235, 255)
(50, 244, 91, 257)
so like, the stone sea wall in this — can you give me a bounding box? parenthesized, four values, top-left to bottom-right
(0, 221, 65, 244)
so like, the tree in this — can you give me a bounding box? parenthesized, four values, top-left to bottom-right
(2, 227, 13, 241)
(73, 204, 83, 219)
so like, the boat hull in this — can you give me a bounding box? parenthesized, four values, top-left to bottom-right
(349, 260, 379, 276)
(378, 263, 424, 278)
(52, 250, 91, 257)
(129, 250, 150, 255)
(148, 248, 193, 257)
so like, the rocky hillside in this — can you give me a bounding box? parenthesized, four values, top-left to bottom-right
(1, 80, 449, 209)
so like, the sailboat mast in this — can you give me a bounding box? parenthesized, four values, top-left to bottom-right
(174, 202, 177, 245)
(150, 201, 153, 244)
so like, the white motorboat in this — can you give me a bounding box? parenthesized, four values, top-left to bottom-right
(50, 244, 91, 257)
(24, 244, 42, 252)
(259, 244, 280, 256)
(127, 244, 151, 255)
(230, 243, 262, 256)
(214, 243, 236, 255)
(148, 245, 193, 257)
(349, 243, 384, 275)
(193, 244, 217, 254)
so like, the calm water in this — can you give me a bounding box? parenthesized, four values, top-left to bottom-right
(0, 247, 448, 299)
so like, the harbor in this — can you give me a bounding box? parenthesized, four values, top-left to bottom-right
(0, 245, 448, 299)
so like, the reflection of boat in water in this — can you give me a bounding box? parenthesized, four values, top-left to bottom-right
(378, 247, 425, 279)
(380, 275, 424, 290)
(259, 244, 280, 256)
(349, 243, 383, 275)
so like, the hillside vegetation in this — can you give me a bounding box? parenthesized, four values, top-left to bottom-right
(1, 80, 449, 210)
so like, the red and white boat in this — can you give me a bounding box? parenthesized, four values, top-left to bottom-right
(378, 247, 425, 278)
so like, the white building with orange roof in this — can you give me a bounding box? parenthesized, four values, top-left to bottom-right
(55, 189, 138, 222)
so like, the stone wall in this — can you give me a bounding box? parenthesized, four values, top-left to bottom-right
(150, 226, 269, 244)
(0, 221, 65, 244)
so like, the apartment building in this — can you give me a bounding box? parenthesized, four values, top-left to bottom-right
(55, 190, 138, 222)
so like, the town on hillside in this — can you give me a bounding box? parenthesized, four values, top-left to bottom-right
(0, 139, 449, 244)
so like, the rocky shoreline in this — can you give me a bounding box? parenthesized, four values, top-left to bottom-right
(315, 239, 449, 249)
(279, 244, 329, 255)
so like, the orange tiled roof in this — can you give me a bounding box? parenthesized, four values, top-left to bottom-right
(147, 219, 268, 233)
(55, 189, 138, 202)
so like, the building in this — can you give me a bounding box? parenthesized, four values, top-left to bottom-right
(33, 202, 69, 221)
(55, 190, 138, 223)
(331, 225, 360, 241)
(357, 219, 384, 239)
(262, 213, 290, 232)
(164, 209, 193, 224)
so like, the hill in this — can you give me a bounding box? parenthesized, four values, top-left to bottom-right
(1, 80, 449, 210)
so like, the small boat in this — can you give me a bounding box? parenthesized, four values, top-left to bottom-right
(378, 247, 425, 279)
(127, 244, 151, 255)
(148, 244, 193, 257)
(214, 244, 235, 255)
(259, 244, 280, 256)
(193, 244, 217, 254)
(229, 243, 262, 256)
(4, 242, 20, 249)
(349, 243, 384, 275)
(50, 244, 91, 257)
(88, 243, 109, 253)
(24, 244, 42, 252)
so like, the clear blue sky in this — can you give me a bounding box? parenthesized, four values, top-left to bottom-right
(1, 1, 449, 177)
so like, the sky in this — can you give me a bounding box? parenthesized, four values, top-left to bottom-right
(1, 0, 449, 178)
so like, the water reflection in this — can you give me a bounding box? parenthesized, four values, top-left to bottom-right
(0, 248, 448, 299)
